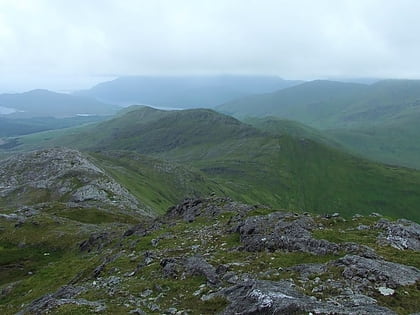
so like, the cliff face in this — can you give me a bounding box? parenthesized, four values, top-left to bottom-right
(0, 148, 152, 216)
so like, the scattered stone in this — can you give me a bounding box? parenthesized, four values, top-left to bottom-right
(166, 307, 178, 314)
(378, 287, 395, 296)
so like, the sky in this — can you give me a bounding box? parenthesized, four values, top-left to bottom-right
(0, 0, 419, 92)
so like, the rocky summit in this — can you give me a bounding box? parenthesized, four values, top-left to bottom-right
(1, 194, 419, 314)
(0, 148, 152, 216)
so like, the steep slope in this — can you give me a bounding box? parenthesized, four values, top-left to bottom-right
(76, 75, 303, 108)
(0, 89, 118, 118)
(88, 151, 227, 213)
(11, 107, 420, 221)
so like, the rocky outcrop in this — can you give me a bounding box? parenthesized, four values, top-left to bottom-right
(221, 279, 396, 315)
(376, 218, 420, 250)
(17, 285, 105, 315)
(3, 197, 420, 314)
(335, 255, 420, 289)
(0, 148, 151, 215)
(238, 212, 340, 255)
(166, 196, 254, 222)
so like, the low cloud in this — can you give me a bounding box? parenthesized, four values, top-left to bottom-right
(0, 0, 419, 91)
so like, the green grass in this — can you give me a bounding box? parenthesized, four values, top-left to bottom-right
(56, 207, 141, 225)
(3, 106, 420, 222)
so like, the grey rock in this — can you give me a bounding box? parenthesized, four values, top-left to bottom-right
(335, 255, 420, 289)
(238, 212, 340, 255)
(220, 279, 395, 315)
(79, 232, 112, 252)
(161, 258, 182, 279)
(166, 197, 253, 222)
(185, 255, 220, 285)
(0, 148, 152, 215)
(340, 242, 378, 259)
(376, 218, 420, 251)
(167, 307, 178, 314)
(288, 263, 327, 280)
(17, 285, 105, 315)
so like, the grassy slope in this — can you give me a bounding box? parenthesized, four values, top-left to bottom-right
(329, 112, 420, 169)
(88, 151, 225, 214)
(217, 80, 368, 128)
(217, 79, 420, 169)
(10, 106, 420, 221)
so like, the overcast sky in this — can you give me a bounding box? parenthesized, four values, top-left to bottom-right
(0, 0, 419, 92)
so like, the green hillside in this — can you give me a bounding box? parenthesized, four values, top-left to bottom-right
(217, 79, 420, 169)
(8, 106, 420, 221)
(243, 116, 341, 147)
(217, 80, 368, 128)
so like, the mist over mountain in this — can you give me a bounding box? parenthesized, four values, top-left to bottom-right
(0, 89, 118, 118)
(76, 75, 303, 108)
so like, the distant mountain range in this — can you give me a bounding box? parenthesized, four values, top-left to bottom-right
(75, 75, 303, 108)
(0, 89, 118, 118)
(2, 77, 420, 169)
(217, 79, 420, 169)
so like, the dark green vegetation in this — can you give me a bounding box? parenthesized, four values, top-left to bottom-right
(0, 89, 118, 118)
(6, 106, 420, 222)
(76, 75, 302, 107)
(217, 79, 420, 169)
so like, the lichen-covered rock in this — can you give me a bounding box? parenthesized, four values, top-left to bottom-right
(166, 197, 254, 222)
(335, 255, 420, 289)
(376, 218, 420, 251)
(238, 212, 340, 255)
(220, 279, 396, 315)
(16, 285, 105, 315)
(0, 148, 152, 216)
